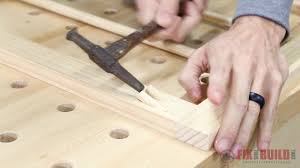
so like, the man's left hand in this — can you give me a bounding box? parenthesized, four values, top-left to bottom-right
(179, 16, 289, 156)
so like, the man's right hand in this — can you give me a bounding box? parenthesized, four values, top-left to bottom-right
(136, 0, 207, 42)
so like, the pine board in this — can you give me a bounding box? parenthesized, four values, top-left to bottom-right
(0, 63, 211, 168)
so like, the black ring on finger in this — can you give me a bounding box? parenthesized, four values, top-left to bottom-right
(249, 92, 265, 109)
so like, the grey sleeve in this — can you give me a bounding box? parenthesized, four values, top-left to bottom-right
(234, 0, 294, 39)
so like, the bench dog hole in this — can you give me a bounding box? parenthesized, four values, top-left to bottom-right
(104, 41, 113, 46)
(191, 39, 203, 45)
(104, 8, 118, 15)
(110, 129, 129, 139)
(0, 132, 18, 143)
(11, 80, 28, 89)
(150, 56, 167, 64)
(28, 11, 41, 16)
(51, 162, 73, 168)
(57, 104, 76, 112)
(65, 25, 77, 30)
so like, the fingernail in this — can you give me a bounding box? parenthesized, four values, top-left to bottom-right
(259, 142, 269, 150)
(221, 150, 234, 162)
(216, 138, 231, 153)
(232, 144, 243, 158)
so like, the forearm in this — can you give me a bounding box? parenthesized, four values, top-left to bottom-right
(234, 0, 294, 41)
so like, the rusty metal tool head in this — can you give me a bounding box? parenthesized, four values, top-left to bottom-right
(66, 21, 159, 92)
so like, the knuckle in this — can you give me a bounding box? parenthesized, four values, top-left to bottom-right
(178, 74, 192, 89)
(237, 132, 250, 145)
(221, 119, 242, 137)
(232, 99, 248, 113)
(247, 103, 260, 117)
(223, 129, 239, 140)
(237, 103, 248, 113)
(218, 128, 238, 143)
(260, 114, 273, 124)
(270, 71, 284, 86)
(248, 109, 260, 118)
(178, 75, 187, 86)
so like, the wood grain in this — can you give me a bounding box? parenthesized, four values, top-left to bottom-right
(0, 63, 211, 168)
(0, 30, 226, 150)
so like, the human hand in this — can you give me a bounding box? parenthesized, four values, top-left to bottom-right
(179, 16, 289, 156)
(135, 0, 208, 42)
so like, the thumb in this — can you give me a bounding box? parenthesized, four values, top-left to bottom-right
(179, 46, 209, 103)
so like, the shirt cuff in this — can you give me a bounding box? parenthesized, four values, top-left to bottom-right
(234, 0, 293, 41)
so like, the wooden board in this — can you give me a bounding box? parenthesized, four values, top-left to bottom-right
(0, 28, 224, 150)
(0, 63, 213, 168)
